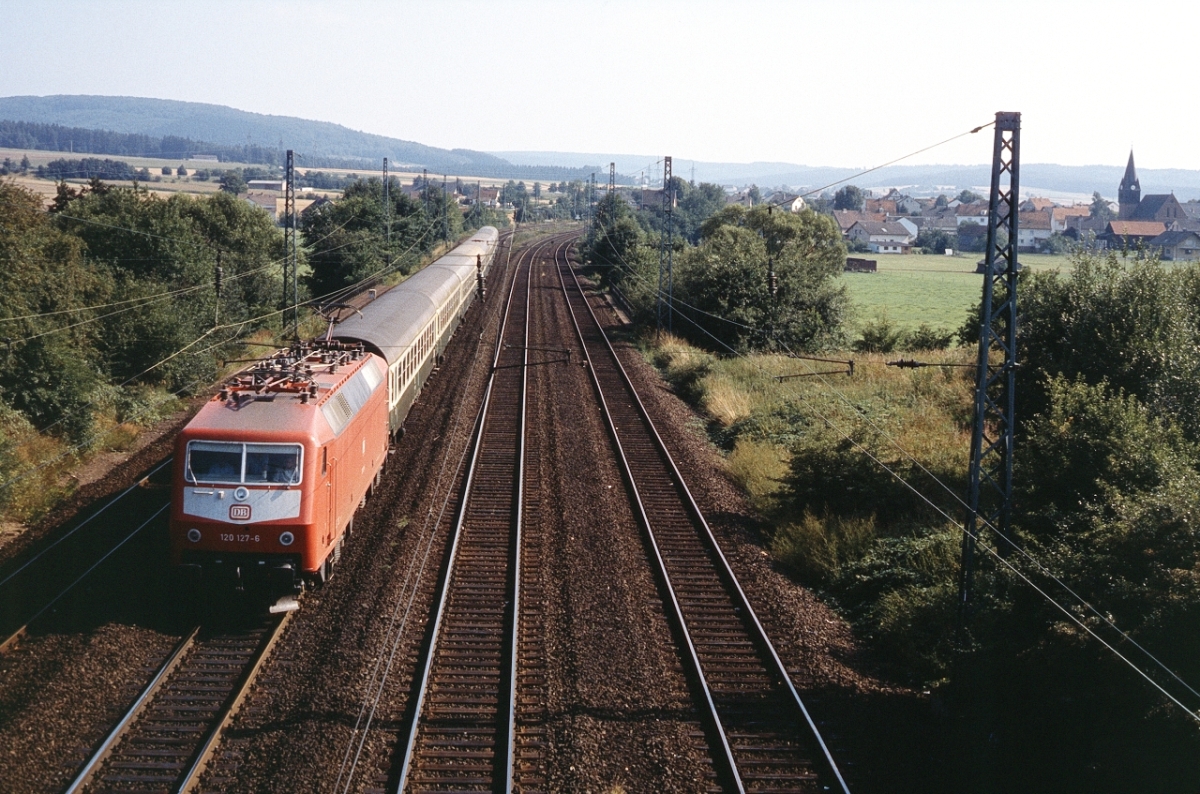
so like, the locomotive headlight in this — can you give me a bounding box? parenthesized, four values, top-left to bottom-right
(279, 531, 295, 546)
(187, 528, 202, 543)
(234, 487, 249, 502)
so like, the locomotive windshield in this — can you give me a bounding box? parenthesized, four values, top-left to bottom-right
(245, 444, 301, 484)
(186, 441, 302, 485)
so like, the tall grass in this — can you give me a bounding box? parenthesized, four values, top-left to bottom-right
(643, 331, 975, 683)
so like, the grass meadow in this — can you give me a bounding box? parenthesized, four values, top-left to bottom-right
(844, 251, 1075, 335)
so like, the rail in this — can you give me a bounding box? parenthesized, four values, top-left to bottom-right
(64, 614, 289, 794)
(394, 235, 540, 793)
(556, 247, 851, 793)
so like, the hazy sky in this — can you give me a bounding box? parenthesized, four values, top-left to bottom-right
(3, 0, 1198, 170)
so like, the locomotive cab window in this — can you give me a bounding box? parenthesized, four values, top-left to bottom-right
(245, 444, 301, 484)
(186, 441, 242, 483)
(185, 441, 303, 485)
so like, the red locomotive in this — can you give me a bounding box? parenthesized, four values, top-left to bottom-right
(169, 227, 499, 604)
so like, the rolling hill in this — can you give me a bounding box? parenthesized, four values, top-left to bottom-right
(0, 95, 605, 180)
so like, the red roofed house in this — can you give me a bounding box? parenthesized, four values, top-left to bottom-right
(1020, 197, 1055, 212)
(1050, 205, 1091, 232)
(1101, 220, 1167, 250)
(1017, 211, 1053, 251)
(832, 210, 885, 235)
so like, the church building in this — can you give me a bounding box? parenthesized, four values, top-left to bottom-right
(1118, 151, 1188, 223)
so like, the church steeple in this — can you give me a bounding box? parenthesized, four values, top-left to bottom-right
(1119, 149, 1141, 220)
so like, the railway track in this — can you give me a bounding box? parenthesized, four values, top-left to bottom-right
(0, 462, 172, 653)
(556, 248, 851, 793)
(393, 235, 550, 794)
(64, 614, 289, 794)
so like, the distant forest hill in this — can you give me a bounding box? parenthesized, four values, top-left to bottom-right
(0, 96, 618, 182)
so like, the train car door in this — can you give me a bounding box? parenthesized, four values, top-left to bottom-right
(326, 454, 337, 548)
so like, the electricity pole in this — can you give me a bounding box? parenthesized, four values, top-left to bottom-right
(383, 158, 391, 272)
(960, 111, 1022, 622)
(657, 156, 674, 335)
(284, 149, 298, 338)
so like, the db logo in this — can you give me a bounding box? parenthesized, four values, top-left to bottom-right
(229, 504, 252, 521)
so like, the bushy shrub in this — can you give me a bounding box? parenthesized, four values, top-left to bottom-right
(853, 316, 903, 352)
(902, 322, 954, 351)
(771, 510, 878, 585)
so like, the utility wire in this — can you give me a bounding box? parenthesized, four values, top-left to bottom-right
(762, 120, 997, 209)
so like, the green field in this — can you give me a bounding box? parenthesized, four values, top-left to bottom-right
(843, 251, 1075, 333)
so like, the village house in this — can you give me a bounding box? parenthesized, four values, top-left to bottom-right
(864, 197, 897, 214)
(765, 191, 806, 213)
(846, 220, 914, 253)
(832, 209, 885, 236)
(1100, 220, 1167, 250)
(1049, 205, 1090, 233)
(955, 201, 990, 226)
(726, 190, 755, 208)
(242, 191, 319, 223)
(243, 191, 277, 216)
(246, 179, 286, 192)
(1149, 230, 1200, 261)
(477, 186, 501, 207)
(905, 214, 958, 237)
(1019, 197, 1054, 212)
(1017, 211, 1053, 251)
(891, 217, 920, 238)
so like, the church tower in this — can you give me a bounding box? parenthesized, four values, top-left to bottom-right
(1119, 149, 1141, 220)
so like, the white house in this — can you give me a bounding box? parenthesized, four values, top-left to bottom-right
(1016, 211, 1053, 251)
(847, 220, 914, 254)
(955, 201, 990, 227)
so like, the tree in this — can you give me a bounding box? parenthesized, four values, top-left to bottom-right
(301, 177, 427, 299)
(0, 183, 105, 442)
(1017, 251, 1200, 442)
(219, 171, 247, 195)
(957, 189, 983, 203)
(176, 165, 187, 177)
(1090, 191, 1115, 223)
(583, 191, 643, 281)
(916, 227, 956, 254)
(54, 186, 285, 389)
(833, 185, 864, 211)
(1040, 231, 1072, 254)
(678, 205, 849, 352)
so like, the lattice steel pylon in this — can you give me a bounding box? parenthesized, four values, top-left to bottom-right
(657, 156, 674, 334)
(589, 173, 596, 223)
(283, 149, 298, 338)
(608, 162, 615, 195)
(960, 112, 1021, 617)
